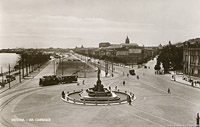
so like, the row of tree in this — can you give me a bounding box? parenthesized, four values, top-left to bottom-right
(75, 49, 157, 66)
(14, 51, 50, 78)
(155, 41, 183, 73)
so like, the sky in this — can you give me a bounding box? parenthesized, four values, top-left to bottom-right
(0, 0, 200, 48)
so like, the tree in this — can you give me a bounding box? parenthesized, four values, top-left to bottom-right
(154, 62, 161, 70)
(156, 43, 183, 73)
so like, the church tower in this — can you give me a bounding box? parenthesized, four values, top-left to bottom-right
(125, 36, 130, 44)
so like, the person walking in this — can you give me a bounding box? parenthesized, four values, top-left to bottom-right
(115, 86, 117, 91)
(109, 86, 111, 91)
(127, 74, 129, 77)
(62, 91, 65, 99)
(123, 81, 125, 86)
(127, 95, 132, 105)
(167, 88, 171, 94)
(132, 94, 134, 100)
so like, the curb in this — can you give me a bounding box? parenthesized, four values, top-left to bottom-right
(170, 79, 200, 89)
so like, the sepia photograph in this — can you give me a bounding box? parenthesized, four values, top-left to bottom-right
(0, 0, 200, 127)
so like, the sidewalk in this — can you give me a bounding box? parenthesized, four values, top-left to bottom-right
(171, 74, 200, 89)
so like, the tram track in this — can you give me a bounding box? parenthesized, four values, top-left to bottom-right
(0, 86, 41, 98)
(0, 87, 43, 127)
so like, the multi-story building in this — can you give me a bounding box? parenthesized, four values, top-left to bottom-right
(99, 42, 111, 48)
(183, 38, 200, 80)
(74, 36, 159, 65)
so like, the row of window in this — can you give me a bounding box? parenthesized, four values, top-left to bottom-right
(189, 50, 200, 55)
(184, 55, 200, 65)
(184, 67, 200, 78)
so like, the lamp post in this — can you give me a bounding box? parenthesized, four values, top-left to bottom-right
(54, 59, 56, 75)
(8, 64, 11, 89)
(111, 51, 114, 77)
(1, 67, 3, 84)
(61, 55, 64, 76)
(105, 57, 108, 77)
(19, 62, 21, 83)
(197, 113, 200, 127)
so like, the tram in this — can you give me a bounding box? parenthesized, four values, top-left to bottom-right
(39, 75, 78, 86)
(39, 75, 59, 86)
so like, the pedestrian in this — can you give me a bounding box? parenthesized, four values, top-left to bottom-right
(132, 94, 134, 100)
(191, 82, 194, 87)
(167, 88, 171, 94)
(109, 86, 111, 91)
(137, 75, 139, 79)
(127, 95, 132, 105)
(123, 81, 125, 86)
(115, 86, 117, 91)
(62, 91, 65, 99)
(82, 80, 85, 85)
(127, 74, 129, 77)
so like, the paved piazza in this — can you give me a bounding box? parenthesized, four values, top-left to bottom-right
(1, 58, 200, 127)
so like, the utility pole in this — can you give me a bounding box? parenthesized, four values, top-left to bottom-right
(84, 53, 87, 78)
(197, 113, 200, 127)
(105, 58, 107, 77)
(22, 57, 24, 79)
(8, 64, 11, 89)
(54, 59, 56, 75)
(19, 62, 21, 83)
(1, 67, 3, 84)
(112, 51, 114, 77)
(62, 57, 63, 76)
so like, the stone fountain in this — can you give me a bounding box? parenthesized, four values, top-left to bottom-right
(80, 67, 120, 101)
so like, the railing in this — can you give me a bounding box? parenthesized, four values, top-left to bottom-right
(62, 89, 135, 105)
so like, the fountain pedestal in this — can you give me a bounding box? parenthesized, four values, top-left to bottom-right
(80, 67, 120, 101)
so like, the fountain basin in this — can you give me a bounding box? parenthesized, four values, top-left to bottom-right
(80, 90, 120, 101)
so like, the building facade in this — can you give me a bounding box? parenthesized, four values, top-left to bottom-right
(183, 38, 200, 79)
(74, 36, 159, 65)
(99, 42, 111, 48)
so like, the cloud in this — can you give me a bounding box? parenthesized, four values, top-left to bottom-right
(0, 0, 200, 48)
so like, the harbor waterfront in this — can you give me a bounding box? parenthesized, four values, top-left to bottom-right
(0, 53, 20, 73)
